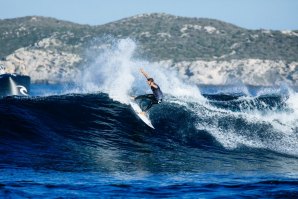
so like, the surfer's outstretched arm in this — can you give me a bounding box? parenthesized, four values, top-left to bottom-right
(140, 68, 149, 79)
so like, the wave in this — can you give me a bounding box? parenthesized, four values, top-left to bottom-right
(0, 90, 297, 172)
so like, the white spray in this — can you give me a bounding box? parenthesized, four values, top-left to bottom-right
(77, 38, 203, 104)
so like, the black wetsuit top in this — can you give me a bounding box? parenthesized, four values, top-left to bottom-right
(151, 83, 163, 101)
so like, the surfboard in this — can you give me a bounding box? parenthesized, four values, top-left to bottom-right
(130, 101, 155, 129)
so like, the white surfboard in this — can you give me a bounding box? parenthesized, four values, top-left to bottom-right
(130, 101, 155, 129)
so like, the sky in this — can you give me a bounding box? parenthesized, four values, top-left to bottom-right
(0, 0, 297, 30)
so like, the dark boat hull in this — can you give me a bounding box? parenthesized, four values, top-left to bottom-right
(0, 74, 30, 96)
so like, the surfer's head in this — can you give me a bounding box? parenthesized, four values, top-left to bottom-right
(147, 78, 154, 82)
(147, 78, 154, 86)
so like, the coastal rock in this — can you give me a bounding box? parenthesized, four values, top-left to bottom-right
(1, 45, 82, 83)
(1, 14, 297, 86)
(169, 59, 298, 86)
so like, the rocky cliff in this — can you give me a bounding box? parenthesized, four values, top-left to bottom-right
(0, 13, 297, 85)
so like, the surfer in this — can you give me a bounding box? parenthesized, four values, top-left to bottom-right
(134, 68, 163, 114)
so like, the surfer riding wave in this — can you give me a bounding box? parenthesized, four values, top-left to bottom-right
(133, 68, 163, 115)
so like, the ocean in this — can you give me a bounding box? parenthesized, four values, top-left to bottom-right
(1, 83, 297, 198)
(1, 38, 298, 198)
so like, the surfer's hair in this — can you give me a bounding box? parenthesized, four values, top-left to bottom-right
(147, 78, 154, 82)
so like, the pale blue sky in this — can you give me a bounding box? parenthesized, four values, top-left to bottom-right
(1, 0, 297, 30)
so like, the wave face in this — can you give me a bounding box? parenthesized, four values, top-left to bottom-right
(1, 88, 298, 170)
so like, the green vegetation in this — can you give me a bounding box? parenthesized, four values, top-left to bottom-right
(1, 13, 297, 62)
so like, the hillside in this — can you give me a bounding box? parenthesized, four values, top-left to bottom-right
(1, 13, 298, 62)
(0, 13, 297, 85)
(99, 13, 298, 62)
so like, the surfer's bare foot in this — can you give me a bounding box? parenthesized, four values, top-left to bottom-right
(140, 111, 146, 116)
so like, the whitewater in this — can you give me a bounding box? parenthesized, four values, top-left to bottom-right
(1, 39, 298, 198)
(77, 38, 298, 157)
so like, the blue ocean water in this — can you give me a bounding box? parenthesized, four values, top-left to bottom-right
(1, 84, 298, 198)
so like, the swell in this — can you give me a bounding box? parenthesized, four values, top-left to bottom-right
(0, 93, 209, 145)
(0, 93, 210, 171)
(2, 93, 286, 150)
(0, 93, 297, 172)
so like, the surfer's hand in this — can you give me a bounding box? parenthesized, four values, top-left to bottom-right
(140, 68, 149, 79)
